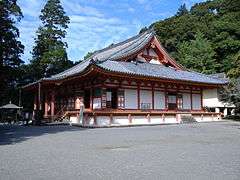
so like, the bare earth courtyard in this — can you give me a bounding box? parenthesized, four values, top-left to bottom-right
(0, 121, 240, 180)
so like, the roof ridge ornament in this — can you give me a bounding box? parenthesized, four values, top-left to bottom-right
(90, 58, 101, 65)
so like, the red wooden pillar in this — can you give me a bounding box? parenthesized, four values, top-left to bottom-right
(165, 86, 168, 110)
(33, 94, 37, 120)
(200, 88, 203, 111)
(190, 87, 193, 110)
(38, 82, 42, 111)
(50, 92, 55, 120)
(152, 84, 154, 110)
(90, 87, 93, 110)
(34, 94, 37, 111)
(44, 94, 48, 117)
(137, 83, 140, 109)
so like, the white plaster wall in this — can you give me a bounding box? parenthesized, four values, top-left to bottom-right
(131, 116, 149, 124)
(154, 91, 165, 109)
(193, 115, 203, 122)
(137, 56, 147, 63)
(203, 88, 234, 108)
(149, 48, 157, 56)
(149, 59, 161, 64)
(200, 115, 213, 122)
(150, 116, 163, 124)
(140, 90, 152, 109)
(164, 115, 178, 123)
(194, 115, 220, 122)
(70, 116, 78, 124)
(203, 89, 221, 107)
(112, 116, 129, 125)
(96, 116, 110, 126)
(192, 94, 201, 110)
(125, 89, 138, 109)
(182, 93, 191, 109)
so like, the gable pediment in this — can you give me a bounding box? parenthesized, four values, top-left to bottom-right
(133, 35, 182, 69)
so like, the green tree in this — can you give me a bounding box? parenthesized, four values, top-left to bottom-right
(176, 32, 219, 74)
(152, 0, 240, 75)
(30, 0, 71, 80)
(139, 27, 148, 34)
(227, 52, 240, 78)
(84, 52, 94, 60)
(220, 79, 240, 114)
(0, 0, 24, 105)
(176, 3, 188, 16)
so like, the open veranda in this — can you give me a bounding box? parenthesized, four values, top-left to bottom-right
(1, 121, 240, 180)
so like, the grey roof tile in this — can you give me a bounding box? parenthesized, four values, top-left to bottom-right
(47, 29, 155, 80)
(97, 60, 228, 85)
(40, 29, 227, 85)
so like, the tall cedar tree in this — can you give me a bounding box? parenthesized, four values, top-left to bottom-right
(176, 3, 188, 16)
(0, 0, 24, 105)
(30, 0, 71, 80)
(177, 32, 219, 74)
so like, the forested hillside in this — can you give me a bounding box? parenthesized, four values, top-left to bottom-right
(142, 0, 240, 77)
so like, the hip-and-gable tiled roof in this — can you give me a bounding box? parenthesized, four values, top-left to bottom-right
(28, 29, 228, 86)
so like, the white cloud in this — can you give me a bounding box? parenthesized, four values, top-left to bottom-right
(19, 0, 45, 18)
(62, 0, 104, 17)
(128, 7, 135, 13)
(66, 14, 135, 61)
(137, 0, 146, 4)
(19, 0, 178, 63)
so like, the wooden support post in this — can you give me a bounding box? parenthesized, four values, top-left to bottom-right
(152, 84, 154, 110)
(50, 92, 55, 121)
(147, 114, 151, 123)
(90, 87, 93, 110)
(164, 86, 168, 110)
(128, 114, 132, 124)
(162, 114, 165, 123)
(93, 113, 97, 126)
(44, 94, 48, 117)
(110, 114, 113, 125)
(33, 94, 37, 120)
(200, 88, 203, 111)
(38, 82, 42, 111)
(84, 113, 89, 126)
(137, 84, 140, 109)
(190, 87, 193, 110)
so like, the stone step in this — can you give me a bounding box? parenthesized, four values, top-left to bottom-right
(180, 114, 197, 123)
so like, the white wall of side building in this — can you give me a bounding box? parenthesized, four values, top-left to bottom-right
(140, 90, 152, 109)
(202, 88, 234, 108)
(124, 89, 138, 109)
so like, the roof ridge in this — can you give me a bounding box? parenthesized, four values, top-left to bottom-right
(92, 29, 153, 57)
(107, 30, 154, 61)
(50, 29, 155, 78)
(50, 58, 90, 78)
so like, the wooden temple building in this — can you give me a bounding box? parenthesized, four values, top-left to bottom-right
(23, 29, 228, 127)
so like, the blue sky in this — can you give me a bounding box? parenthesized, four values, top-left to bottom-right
(17, 0, 204, 63)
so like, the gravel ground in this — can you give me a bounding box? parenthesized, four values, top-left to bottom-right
(0, 121, 240, 180)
